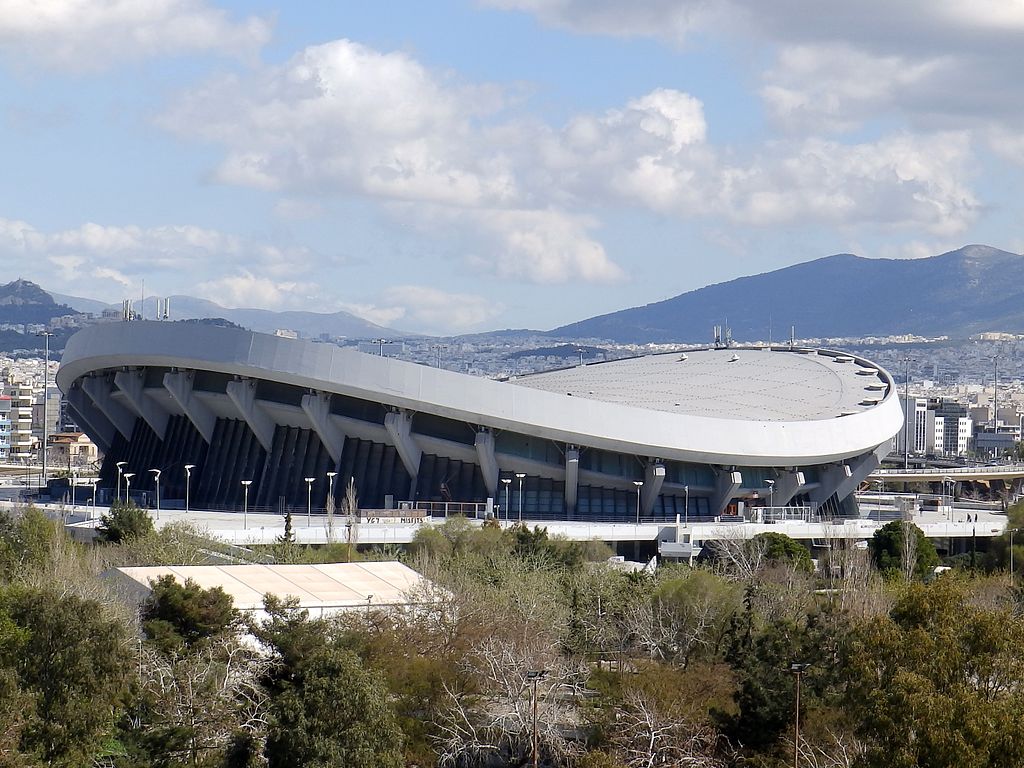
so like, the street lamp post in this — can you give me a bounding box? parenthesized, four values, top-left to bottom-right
(150, 469, 161, 520)
(501, 477, 511, 522)
(123, 473, 134, 504)
(516, 473, 526, 523)
(241, 480, 252, 530)
(903, 357, 912, 470)
(371, 338, 388, 356)
(37, 331, 53, 491)
(305, 477, 315, 526)
(767, 478, 775, 514)
(633, 480, 644, 524)
(70, 468, 78, 513)
(684, 484, 689, 527)
(1010, 528, 1020, 588)
(327, 471, 337, 506)
(116, 461, 128, 503)
(943, 476, 953, 520)
(90, 478, 98, 520)
(526, 670, 547, 768)
(789, 663, 810, 768)
(184, 464, 195, 514)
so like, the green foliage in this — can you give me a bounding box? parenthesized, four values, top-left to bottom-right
(141, 576, 237, 653)
(255, 599, 403, 768)
(869, 520, 939, 578)
(753, 532, 814, 572)
(843, 577, 1024, 767)
(0, 506, 60, 581)
(97, 500, 155, 544)
(0, 584, 131, 766)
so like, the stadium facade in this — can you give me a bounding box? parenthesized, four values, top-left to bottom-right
(57, 322, 903, 521)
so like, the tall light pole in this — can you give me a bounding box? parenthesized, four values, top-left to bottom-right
(516, 473, 526, 523)
(371, 338, 388, 357)
(37, 331, 53, 490)
(327, 470, 337, 505)
(526, 670, 547, 768)
(150, 468, 161, 520)
(116, 461, 128, 503)
(903, 357, 912, 470)
(70, 468, 78, 513)
(305, 477, 315, 526)
(684, 484, 689, 527)
(123, 472, 134, 504)
(500, 477, 511, 521)
(789, 662, 809, 768)
(1011, 528, 1020, 588)
(993, 355, 999, 431)
(241, 480, 252, 530)
(634, 480, 644, 524)
(184, 464, 195, 513)
(90, 478, 98, 520)
(943, 476, 953, 520)
(767, 479, 775, 513)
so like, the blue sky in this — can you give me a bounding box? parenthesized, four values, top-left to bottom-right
(1, 1, 1022, 334)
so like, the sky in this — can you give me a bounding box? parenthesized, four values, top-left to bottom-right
(1, 1, 1022, 335)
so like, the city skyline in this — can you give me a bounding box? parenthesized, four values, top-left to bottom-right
(1, 1, 1022, 334)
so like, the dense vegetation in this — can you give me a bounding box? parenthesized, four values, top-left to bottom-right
(1, 502, 1024, 766)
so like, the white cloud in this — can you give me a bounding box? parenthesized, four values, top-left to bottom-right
(195, 271, 318, 310)
(480, 0, 715, 41)
(0, 0, 271, 71)
(343, 285, 504, 334)
(0, 216, 323, 303)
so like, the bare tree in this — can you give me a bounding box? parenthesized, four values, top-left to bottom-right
(343, 476, 359, 561)
(705, 529, 765, 580)
(435, 636, 585, 767)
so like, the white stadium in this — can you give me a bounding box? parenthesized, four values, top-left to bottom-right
(56, 321, 903, 523)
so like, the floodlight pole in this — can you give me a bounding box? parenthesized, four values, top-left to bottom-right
(116, 461, 127, 503)
(149, 469, 161, 520)
(241, 480, 252, 529)
(633, 480, 644, 524)
(501, 477, 511, 522)
(684, 484, 689, 527)
(305, 477, 315, 526)
(37, 331, 53, 491)
(516, 473, 526, 523)
(903, 357, 911, 470)
(184, 464, 195, 514)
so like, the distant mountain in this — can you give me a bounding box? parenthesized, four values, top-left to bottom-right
(49, 291, 409, 340)
(551, 245, 1024, 343)
(0, 280, 81, 325)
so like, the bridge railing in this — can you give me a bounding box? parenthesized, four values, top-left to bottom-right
(873, 464, 1024, 476)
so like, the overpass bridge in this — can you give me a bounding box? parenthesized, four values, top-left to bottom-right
(871, 464, 1024, 482)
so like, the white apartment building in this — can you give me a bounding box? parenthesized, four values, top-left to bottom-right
(3, 382, 36, 460)
(897, 395, 973, 458)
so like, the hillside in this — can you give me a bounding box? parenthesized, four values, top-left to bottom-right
(551, 245, 1024, 343)
(0, 279, 81, 326)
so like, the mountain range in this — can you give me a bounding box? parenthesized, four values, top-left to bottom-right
(552, 244, 1024, 343)
(5, 244, 1024, 347)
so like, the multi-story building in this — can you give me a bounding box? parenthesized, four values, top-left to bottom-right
(0, 395, 11, 461)
(3, 382, 36, 461)
(895, 395, 929, 456)
(931, 400, 973, 457)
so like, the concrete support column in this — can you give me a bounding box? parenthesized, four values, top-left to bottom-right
(384, 409, 422, 480)
(564, 447, 580, 516)
(474, 430, 499, 497)
(225, 378, 275, 452)
(711, 468, 743, 516)
(301, 391, 345, 465)
(66, 384, 114, 453)
(641, 461, 666, 515)
(771, 469, 807, 507)
(114, 369, 169, 440)
(82, 375, 136, 440)
(810, 448, 883, 507)
(163, 370, 216, 444)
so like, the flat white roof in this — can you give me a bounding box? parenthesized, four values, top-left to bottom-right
(113, 561, 430, 611)
(510, 348, 890, 422)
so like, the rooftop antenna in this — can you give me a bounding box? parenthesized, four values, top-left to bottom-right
(790, 326, 795, 349)
(725, 326, 732, 347)
(164, 297, 170, 320)
(141, 279, 145, 320)
(713, 325, 722, 348)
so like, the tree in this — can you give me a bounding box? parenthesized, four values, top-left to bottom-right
(97, 500, 154, 544)
(142, 576, 237, 653)
(869, 521, 938, 579)
(0, 506, 61, 581)
(0, 584, 131, 766)
(255, 599, 403, 768)
(842, 578, 1024, 768)
(754, 532, 814, 573)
